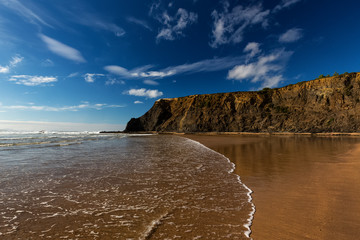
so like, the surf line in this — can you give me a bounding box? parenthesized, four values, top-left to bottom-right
(142, 210, 173, 240)
(185, 138, 256, 239)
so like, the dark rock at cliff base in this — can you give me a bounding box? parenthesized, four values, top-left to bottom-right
(125, 72, 360, 133)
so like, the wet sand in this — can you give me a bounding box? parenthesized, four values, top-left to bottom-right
(185, 134, 360, 239)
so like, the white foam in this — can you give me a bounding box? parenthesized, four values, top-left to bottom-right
(126, 133, 157, 137)
(185, 138, 256, 239)
(141, 211, 171, 240)
(0, 131, 101, 136)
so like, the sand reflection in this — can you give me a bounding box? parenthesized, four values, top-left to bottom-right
(186, 135, 360, 239)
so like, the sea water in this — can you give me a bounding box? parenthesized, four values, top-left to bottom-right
(0, 132, 253, 239)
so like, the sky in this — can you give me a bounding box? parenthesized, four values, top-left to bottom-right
(1, 0, 360, 131)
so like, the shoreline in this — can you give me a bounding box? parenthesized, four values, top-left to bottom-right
(170, 131, 360, 137)
(117, 131, 360, 137)
(186, 137, 256, 239)
(183, 134, 360, 239)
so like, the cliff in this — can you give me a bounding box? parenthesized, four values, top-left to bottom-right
(125, 72, 360, 133)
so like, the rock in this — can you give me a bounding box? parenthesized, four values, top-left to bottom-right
(125, 72, 360, 133)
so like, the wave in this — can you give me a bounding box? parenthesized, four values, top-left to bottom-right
(141, 210, 173, 240)
(0, 131, 100, 135)
(184, 138, 256, 240)
(0, 139, 82, 147)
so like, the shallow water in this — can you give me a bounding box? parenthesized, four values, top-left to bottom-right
(0, 133, 251, 239)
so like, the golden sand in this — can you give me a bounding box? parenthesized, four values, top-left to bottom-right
(185, 134, 360, 239)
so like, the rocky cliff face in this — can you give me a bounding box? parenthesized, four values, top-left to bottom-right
(125, 72, 360, 133)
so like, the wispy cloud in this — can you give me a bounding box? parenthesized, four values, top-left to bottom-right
(143, 79, 159, 86)
(104, 56, 244, 79)
(127, 17, 152, 31)
(104, 65, 132, 78)
(41, 58, 54, 67)
(273, 0, 303, 12)
(210, 2, 270, 48)
(104, 65, 175, 79)
(9, 75, 57, 86)
(0, 55, 23, 74)
(227, 48, 293, 88)
(67, 72, 79, 78)
(244, 42, 261, 62)
(125, 88, 163, 98)
(156, 8, 198, 41)
(279, 28, 303, 43)
(0, 102, 125, 112)
(133, 70, 175, 78)
(104, 65, 131, 78)
(149, 0, 161, 16)
(60, 6, 125, 37)
(0, 0, 52, 27)
(161, 56, 245, 75)
(134, 101, 144, 104)
(39, 34, 86, 63)
(9, 55, 24, 66)
(86, 17, 125, 37)
(105, 78, 125, 85)
(150, 2, 198, 42)
(84, 73, 105, 83)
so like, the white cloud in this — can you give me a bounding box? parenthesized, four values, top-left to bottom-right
(244, 42, 261, 60)
(161, 56, 244, 75)
(67, 72, 79, 78)
(155, 8, 198, 41)
(84, 73, 104, 83)
(134, 101, 144, 104)
(39, 34, 86, 63)
(104, 56, 244, 80)
(143, 79, 159, 86)
(210, 2, 270, 48)
(104, 65, 176, 79)
(137, 70, 175, 78)
(279, 28, 303, 43)
(127, 17, 152, 31)
(0, 65, 9, 73)
(0, 54, 23, 73)
(104, 65, 132, 78)
(125, 88, 163, 98)
(273, 0, 302, 12)
(9, 75, 57, 86)
(0, 102, 124, 112)
(0, 0, 52, 27)
(227, 49, 293, 88)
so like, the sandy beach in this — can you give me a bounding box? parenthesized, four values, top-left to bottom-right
(185, 134, 360, 239)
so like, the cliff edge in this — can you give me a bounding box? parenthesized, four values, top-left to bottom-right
(125, 72, 360, 133)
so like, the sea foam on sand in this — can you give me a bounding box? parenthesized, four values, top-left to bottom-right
(185, 138, 256, 239)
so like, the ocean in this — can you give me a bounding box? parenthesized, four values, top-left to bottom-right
(0, 132, 253, 239)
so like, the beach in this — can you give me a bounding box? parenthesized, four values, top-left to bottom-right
(185, 134, 360, 239)
(2, 131, 360, 239)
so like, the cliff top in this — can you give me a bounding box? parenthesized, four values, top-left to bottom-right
(155, 72, 360, 102)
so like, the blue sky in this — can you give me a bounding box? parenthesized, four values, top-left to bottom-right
(1, 0, 360, 131)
